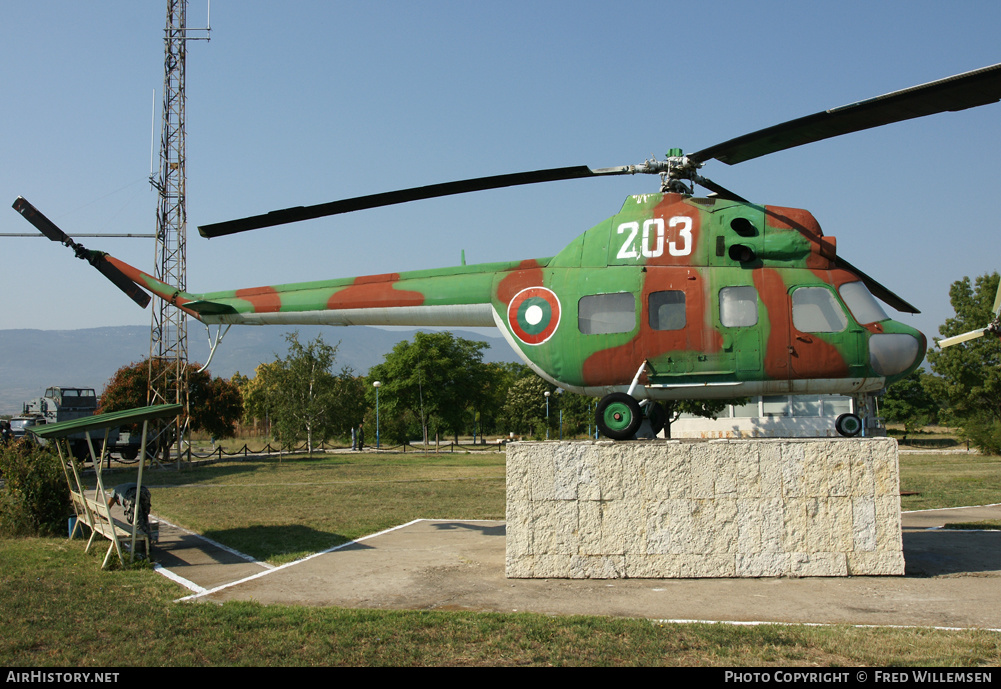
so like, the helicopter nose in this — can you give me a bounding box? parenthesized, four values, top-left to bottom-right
(868, 332, 925, 377)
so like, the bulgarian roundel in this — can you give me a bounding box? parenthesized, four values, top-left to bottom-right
(507, 287, 561, 345)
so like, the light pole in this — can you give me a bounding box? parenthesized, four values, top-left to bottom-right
(373, 381, 381, 449)
(545, 390, 551, 440)
(556, 388, 564, 440)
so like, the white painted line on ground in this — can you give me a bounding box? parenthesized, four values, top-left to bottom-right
(154, 563, 207, 594)
(650, 618, 1001, 633)
(902, 502, 1001, 513)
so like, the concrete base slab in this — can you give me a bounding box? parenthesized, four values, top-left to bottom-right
(506, 439, 904, 578)
(179, 512, 1001, 630)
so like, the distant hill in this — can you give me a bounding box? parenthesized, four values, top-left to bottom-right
(0, 325, 520, 416)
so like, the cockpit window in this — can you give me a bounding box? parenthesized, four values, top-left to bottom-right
(792, 287, 848, 333)
(838, 281, 889, 325)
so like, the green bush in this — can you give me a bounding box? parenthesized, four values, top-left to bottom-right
(960, 415, 1001, 456)
(0, 440, 70, 537)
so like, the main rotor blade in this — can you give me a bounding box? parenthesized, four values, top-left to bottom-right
(198, 165, 611, 237)
(833, 255, 919, 314)
(694, 176, 748, 203)
(690, 62, 1001, 166)
(12, 196, 151, 309)
(939, 328, 987, 348)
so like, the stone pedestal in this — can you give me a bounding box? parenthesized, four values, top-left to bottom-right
(505, 438, 904, 578)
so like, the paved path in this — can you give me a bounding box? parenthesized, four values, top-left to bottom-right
(151, 505, 1001, 630)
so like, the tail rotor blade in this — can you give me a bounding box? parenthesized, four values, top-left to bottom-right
(13, 196, 73, 244)
(939, 328, 987, 348)
(91, 255, 151, 308)
(12, 197, 150, 309)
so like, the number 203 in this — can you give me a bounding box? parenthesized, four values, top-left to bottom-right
(616, 217, 692, 260)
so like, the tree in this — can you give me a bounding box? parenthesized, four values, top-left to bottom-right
(238, 362, 283, 435)
(881, 370, 940, 439)
(926, 272, 1001, 451)
(499, 375, 554, 437)
(366, 332, 491, 445)
(255, 332, 357, 455)
(99, 359, 244, 440)
(558, 390, 598, 438)
(477, 362, 533, 436)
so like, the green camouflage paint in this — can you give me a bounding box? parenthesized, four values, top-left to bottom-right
(107, 192, 925, 401)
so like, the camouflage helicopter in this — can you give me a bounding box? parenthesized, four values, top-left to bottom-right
(14, 63, 1001, 440)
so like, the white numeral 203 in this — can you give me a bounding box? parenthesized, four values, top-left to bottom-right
(616, 217, 692, 260)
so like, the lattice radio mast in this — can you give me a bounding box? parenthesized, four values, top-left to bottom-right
(148, 0, 209, 461)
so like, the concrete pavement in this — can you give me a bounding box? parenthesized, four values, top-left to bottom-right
(145, 504, 1001, 630)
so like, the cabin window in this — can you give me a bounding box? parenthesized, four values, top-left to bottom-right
(719, 285, 758, 327)
(578, 292, 636, 334)
(792, 287, 848, 333)
(838, 281, 889, 325)
(648, 290, 686, 331)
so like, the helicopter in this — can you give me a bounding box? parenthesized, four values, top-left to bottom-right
(14, 62, 1001, 440)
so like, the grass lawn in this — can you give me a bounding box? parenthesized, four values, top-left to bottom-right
(128, 451, 506, 564)
(899, 452, 1001, 512)
(2, 447, 1000, 666)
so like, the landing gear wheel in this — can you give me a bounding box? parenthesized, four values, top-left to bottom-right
(596, 393, 642, 440)
(835, 413, 862, 437)
(645, 402, 667, 436)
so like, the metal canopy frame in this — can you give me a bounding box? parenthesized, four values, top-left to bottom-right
(30, 404, 183, 568)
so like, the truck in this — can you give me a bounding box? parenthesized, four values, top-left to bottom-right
(12, 386, 108, 460)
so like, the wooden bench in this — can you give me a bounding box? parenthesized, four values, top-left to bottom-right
(70, 491, 157, 569)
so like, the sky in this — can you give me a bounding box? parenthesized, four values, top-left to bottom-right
(2, 0, 1000, 363)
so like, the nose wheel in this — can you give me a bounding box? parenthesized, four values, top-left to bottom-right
(835, 412, 862, 437)
(596, 393, 643, 440)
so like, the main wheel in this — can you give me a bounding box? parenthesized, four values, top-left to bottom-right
(596, 393, 642, 440)
(645, 402, 667, 436)
(835, 412, 862, 437)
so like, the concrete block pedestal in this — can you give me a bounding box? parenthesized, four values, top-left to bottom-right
(505, 438, 903, 579)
